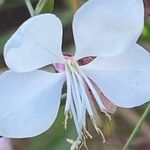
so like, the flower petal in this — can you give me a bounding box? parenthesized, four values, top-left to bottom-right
(81, 44, 150, 107)
(0, 70, 65, 138)
(4, 14, 64, 72)
(82, 44, 150, 71)
(73, 0, 144, 59)
(0, 138, 12, 150)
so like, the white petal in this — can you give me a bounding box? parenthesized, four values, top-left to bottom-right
(73, 0, 144, 59)
(82, 44, 150, 71)
(84, 71, 150, 108)
(81, 45, 150, 107)
(4, 14, 64, 72)
(0, 70, 65, 138)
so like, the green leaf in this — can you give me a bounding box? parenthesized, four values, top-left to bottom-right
(35, 0, 54, 14)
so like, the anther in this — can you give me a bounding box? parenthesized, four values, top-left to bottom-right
(64, 111, 69, 130)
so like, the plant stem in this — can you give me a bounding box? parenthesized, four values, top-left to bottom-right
(71, 0, 78, 13)
(25, 0, 35, 16)
(122, 103, 150, 150)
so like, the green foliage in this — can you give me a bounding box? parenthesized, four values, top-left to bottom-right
(28, 106, 76, 150)
(140, 22, 150, 42)
(0, 31, 14, 54)
(35, 0, 54, 14)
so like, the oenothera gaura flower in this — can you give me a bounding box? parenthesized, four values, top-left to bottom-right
(0, 0, 150, 149)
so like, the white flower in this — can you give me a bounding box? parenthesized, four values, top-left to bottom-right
(0, 0, 149, 149)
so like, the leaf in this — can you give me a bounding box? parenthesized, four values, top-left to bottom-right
(35, 0, 54, 14)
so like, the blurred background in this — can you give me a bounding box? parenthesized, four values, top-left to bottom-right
(0, 0, 150, 150)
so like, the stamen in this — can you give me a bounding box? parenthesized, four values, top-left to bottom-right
(83, 128, 93, 139)
(90, 116, 106, 143)
(70, 96, 82, 136)
(65, 59, 109, 149)
(70, 71, 82, 121)
(65, 63, 82, 135)
(82, 136, 88, 150)
(101, 109, 112, 121)
(78, 68, 106, 110)
(68, 64, 94, 116)
(67, 137, 81, 150)
(64, 111, 69, 130)
(67, 134, 89, 150)
(64, 63, 72, 113)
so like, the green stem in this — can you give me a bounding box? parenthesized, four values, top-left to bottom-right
(25, 0, 35, 16)
(122, 103, 150, 150)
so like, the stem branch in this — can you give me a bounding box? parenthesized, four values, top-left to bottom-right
(122, 103, 150, 150)
(25, 0, 35, 16)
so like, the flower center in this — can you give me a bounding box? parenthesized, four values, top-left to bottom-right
(54, 55, 115, 150)
(53, 56, 95, 73)
(64, 57, 112, 150)
(53, 55, 73, 72)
